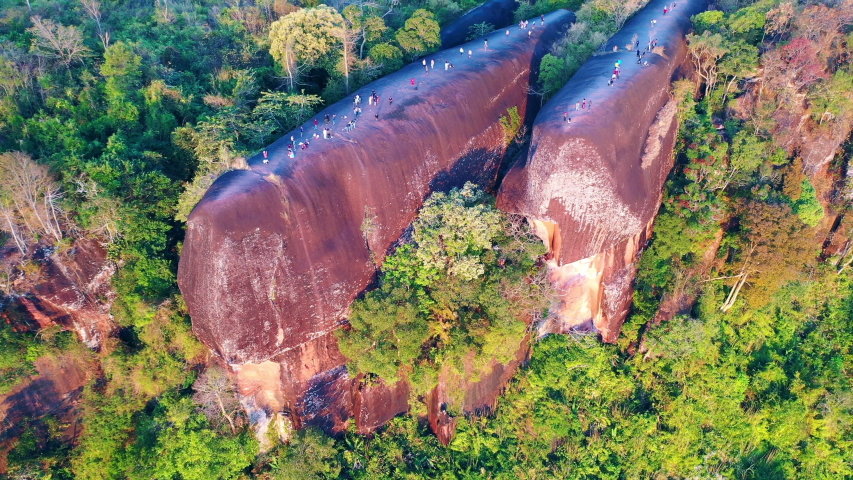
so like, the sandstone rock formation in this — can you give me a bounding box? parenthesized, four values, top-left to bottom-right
(178, 12, 575, 437)
(2, 239, 116, 349)
(497, 0, 707, 342)
(0, 353, 91, 443)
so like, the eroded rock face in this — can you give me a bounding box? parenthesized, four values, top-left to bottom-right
(0, 353, 91, 444)
(498, 0, 707, 341)
(179, 12, 575, 434)
(2, 239, 116, 349)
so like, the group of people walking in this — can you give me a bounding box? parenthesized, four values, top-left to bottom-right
(257, 11, 594, 163)
(560, 2, 679, 128)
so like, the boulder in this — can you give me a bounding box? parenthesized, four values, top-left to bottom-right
(178, 12, 575, 434)
(497, 0, 707, 341)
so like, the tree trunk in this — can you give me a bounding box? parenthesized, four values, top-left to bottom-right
(721, 271, 749, 312)
(722, 76, 737, 105)
(343, 40, 351, 95)
(2, 209, 27, 255)
(44, 189, 63, 241)
(215, 392, 237, 435)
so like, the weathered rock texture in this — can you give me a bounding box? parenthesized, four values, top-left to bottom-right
(179, 12, 575, 436)
(0, 353, 91, 441)
(2, 239, 116, 349)
(498, 0, 707, 341)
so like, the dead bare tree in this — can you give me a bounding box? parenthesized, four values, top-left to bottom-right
(192, 365, 243, 435)
(28, 16, 90, 67)
(80, 0, 110, 49)
(0, 203, 27, 254)
(720, 244, 755, 312)
(0, 151, 64, 243)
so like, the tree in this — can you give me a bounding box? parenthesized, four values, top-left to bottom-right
(722, 201, 816, 310)
(499, 106, 523, 145)
(0, 151, 64, 243)
(763, 36, 828, 92)
(27, 16, 90, 67)
(717, 40, 758, 103)
(791, 178, 824, 227)
(411, 182, 503, 283)
(100, 42, 143, 123)
(249, 91, 323, 143)
(342, 4, 387, 59)
(80, 0, 109, 48)
(333, 18, 360, 95)
(686, 31, 728, 96)
(539, 54, 568, 98)
(272, 428, 341, 480)
(369, 43, 403, 74)
(192, 365, 242, 435)
(466, 22, 494, 41)
(394, 9, 440, 59)
(268, 6, 345, 91)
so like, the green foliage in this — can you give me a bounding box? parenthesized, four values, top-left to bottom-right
(0, 321, 41, 395)
(498, 106, 523, 146)
(268, 6, 345, 91)
(338, 183, 546, 399)
(268, 428, 341, 480)
(539, 53, 569, 98)
(394, 9, 441, 58)
(368, 43, 404, 74)
(791, 178, 824, 227)
(465, 22, 494, 41)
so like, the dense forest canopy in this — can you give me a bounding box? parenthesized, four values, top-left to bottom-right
(0, 0, 851, 477)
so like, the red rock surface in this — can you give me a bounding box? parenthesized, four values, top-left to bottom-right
(498, 0, 707, 341)
(0, 353, 91, 444)
(3, 239, 115, 348)
(179, 12, 575, 435)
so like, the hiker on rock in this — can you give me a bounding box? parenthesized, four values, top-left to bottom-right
(263, 150, 268, 163)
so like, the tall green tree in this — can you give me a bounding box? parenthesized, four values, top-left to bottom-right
(268, 6, 345, 91)
(394, 9, 441, 59)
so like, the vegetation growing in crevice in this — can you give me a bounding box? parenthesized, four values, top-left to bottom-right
(337, 182, 548, 405)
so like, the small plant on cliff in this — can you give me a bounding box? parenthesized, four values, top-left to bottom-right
(499, 106, 524, 146)
(466, 22, 495, 41)
(337, 183, 548, 402)
(360, 206, 379, 267)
